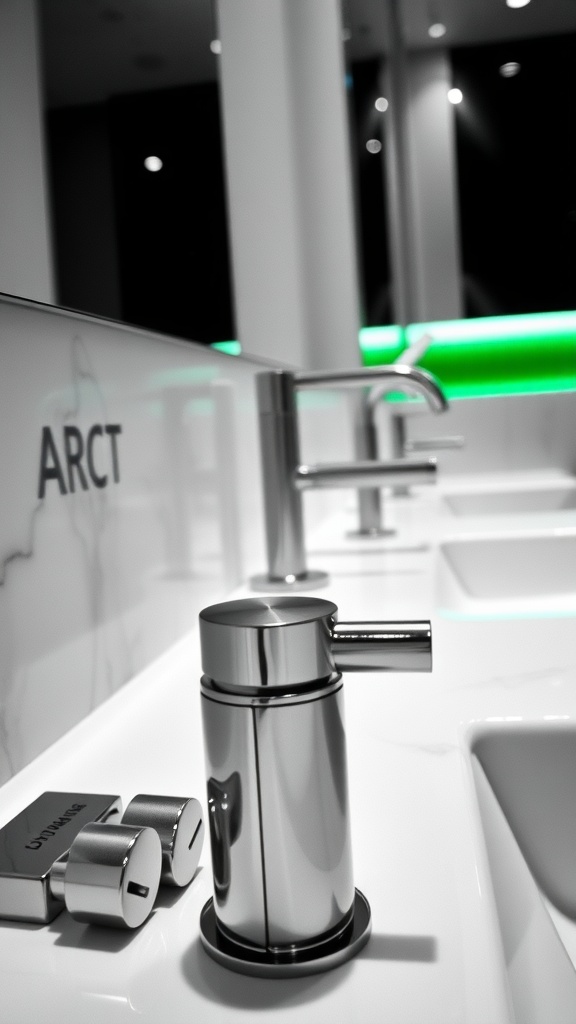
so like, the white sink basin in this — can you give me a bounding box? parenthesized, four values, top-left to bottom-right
(471, 725, 576, 1024)
(438, 531, 576, 601)
(443, 484, 576, 517)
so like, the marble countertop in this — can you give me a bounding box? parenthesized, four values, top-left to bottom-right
(1, 474, 575, 1023)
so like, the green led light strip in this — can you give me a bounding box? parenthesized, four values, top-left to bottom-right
(212, 311, 576, 399)
(361, 312, 576, 399)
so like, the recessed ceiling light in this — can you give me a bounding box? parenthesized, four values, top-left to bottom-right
(506, 0, 531, 8)
(500, 61, 521, 77)
(210, 39, 222, 54)
(366, 139, 382, 154)
(375, 97, 389, 112)
(447, 88, 463, 104)
(144, 156, 163, 172)
(428, 22, 447, 38)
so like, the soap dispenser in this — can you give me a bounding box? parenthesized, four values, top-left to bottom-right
(198, 595, 431, 977)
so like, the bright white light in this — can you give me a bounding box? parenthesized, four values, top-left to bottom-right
(366, 139, 382, 154)
(500, 61, 521, 77)
(447, 88, 463, 105)
(428, 22, 447, 38)
(144, 156, 163, 172)
(506, 0, 531, 7)
(210, 39, 222, 54)
(375, 97, 389, 112)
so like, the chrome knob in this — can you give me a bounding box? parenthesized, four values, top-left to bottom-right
(122, 794, 204, 887)
(51, 821, 162, 929)
(199, 595, 431, 691)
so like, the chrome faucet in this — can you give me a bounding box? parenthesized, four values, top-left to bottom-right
(251, 364, 443, 590)
(198, 594, 432, 977)
(356, 367, 450, 531)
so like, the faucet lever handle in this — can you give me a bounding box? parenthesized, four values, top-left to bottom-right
(331, 621, 431, 673)
(404, 436, 464, 453)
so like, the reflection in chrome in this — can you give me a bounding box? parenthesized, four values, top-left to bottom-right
(207, 773, 242, 904)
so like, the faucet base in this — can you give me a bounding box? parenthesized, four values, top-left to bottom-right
(347, 527, 395, 539)
(249, 569, 329, 592)
(199, 888, 371, 978)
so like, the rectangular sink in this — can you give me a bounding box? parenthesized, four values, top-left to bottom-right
(444, 485, 576, 517)
(470, 725, 576, 1024)
(439, 531, 576, 601)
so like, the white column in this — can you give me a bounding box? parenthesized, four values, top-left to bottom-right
(0, 0, 54, 303)
(404, 49, 463, 322)
(216, 0, 361, 370)
(382, 0, 462, 324)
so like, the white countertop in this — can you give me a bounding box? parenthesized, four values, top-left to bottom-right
(1, 475, 575, 1023)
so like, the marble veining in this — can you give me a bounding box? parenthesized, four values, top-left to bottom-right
(0, 297, 270, 782)
(1, 292, 575, 788)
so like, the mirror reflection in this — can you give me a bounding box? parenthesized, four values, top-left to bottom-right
(5, 1, 576, 341)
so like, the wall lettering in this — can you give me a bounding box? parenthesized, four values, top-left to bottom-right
(38, 424, 122, 498)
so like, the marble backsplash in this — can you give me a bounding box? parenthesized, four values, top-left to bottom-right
(1, 293, 574, 784)
(0, 297, 272, 781)
(0, 294, 357, 783)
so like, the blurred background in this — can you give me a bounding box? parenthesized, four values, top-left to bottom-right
(14, 0, 576, 344)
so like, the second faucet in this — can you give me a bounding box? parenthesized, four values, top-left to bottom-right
(251, 364, 446, 590)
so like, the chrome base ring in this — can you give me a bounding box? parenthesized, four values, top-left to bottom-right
(346, 528, 395, 539)
(199, 889, 371, 978)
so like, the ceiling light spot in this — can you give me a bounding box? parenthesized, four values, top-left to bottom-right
(500, 61, 521, 77)
(447, 87, 463, 104)
(506, 0, 531, 7)
(428, 22, 447, 38)
(366, 139, 382, 154)
(375, 97, 389, 112)
(144, 156, 163, 173)
(210, 39, 222, 54)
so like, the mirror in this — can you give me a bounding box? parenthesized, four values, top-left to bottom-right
(34, 1, 576, 338)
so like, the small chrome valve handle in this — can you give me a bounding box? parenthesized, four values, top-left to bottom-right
(0, 791, 163, 928)
(122, 795, 204, 887)
(50, 821, 162, 929)
(198, 596, 432, 978)
(404, 436, 465, 453)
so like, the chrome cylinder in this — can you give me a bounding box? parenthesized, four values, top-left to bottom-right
(199, 596, 432, 975)
(201, 676, 354, 953)
(256, 371, 308, 583)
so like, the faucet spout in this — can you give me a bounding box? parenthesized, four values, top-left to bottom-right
(295, 362, 446, 411)
(366, 364, 448, 414)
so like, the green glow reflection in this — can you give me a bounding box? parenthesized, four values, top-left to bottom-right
(361, 311, 576, 399)
(209, 310, 576, 400)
